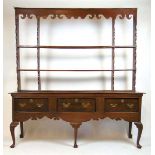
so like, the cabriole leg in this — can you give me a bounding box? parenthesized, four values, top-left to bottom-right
(20, 122, 24, 138)
(70, 123, 81, 148)
(128, 122, 132, 138)
(10, 122, 19, 148)
(134, 122, 143, 149)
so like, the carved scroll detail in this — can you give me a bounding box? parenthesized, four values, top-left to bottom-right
(20, 14, 34, 19)
(88, 14, 103, 19)
(14, 112, 129, 123)
(16, 8, 136, 20)
(118, 14, 133, 19)
(19, 13, 134, 20)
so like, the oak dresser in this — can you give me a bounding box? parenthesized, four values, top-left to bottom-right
(10, 8, 144, 149)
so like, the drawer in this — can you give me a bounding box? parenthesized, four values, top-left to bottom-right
(14, 98, 48, 112)
(104, 98, 139, 112)
(57, 98, 96, 112)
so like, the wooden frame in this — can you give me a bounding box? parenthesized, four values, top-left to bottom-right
(15, 8, 137, 92)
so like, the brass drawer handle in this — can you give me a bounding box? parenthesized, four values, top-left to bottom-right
(29, 99, 34, 103)
(110, 103, 118, 108)
(19, 103, 26, 108)
(121, 99, 125, 103)
(36, 103, 44, 108)
(74, 99, 79, 103)
(63, 102, 71, 108)
(127, 103, 134, 109)
(81, 102, 90, 108)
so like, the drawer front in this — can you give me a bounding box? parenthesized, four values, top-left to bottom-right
(14, 98, 48, 112)
(104, 98, 139, 112)
(57, 98, 96, 112)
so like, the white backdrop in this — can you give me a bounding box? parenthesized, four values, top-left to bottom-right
(3, 0, 150, 155)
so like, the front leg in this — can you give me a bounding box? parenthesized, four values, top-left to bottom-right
(20, 122, 24, 138)
(128, 122, 132, 138)
(134, 122, 143, 149)
(70, 123, 81, 148)
(10, 122, 19, 148)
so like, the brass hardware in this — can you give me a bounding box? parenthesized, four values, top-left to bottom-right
(81, 102, 90, 108)
(121, 99, 125, 103)
(19, 103, 26, 108)
(36, 103, 44, 108)
(63, 102, 71, 108)
(74, 99, 79, 103)
(127, 103, 134, 109)
(110, 103, 118, 108)
(29, 99, 33, 103)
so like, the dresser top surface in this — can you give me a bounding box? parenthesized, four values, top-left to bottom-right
(14, 7, 137, 10)
(10, 90, 144, 95)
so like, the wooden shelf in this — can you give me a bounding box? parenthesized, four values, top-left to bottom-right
(18, 69, 135, 72)
(18, 45, 136, 49)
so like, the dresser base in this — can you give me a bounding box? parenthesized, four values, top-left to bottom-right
(10, 91, 143, 148)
